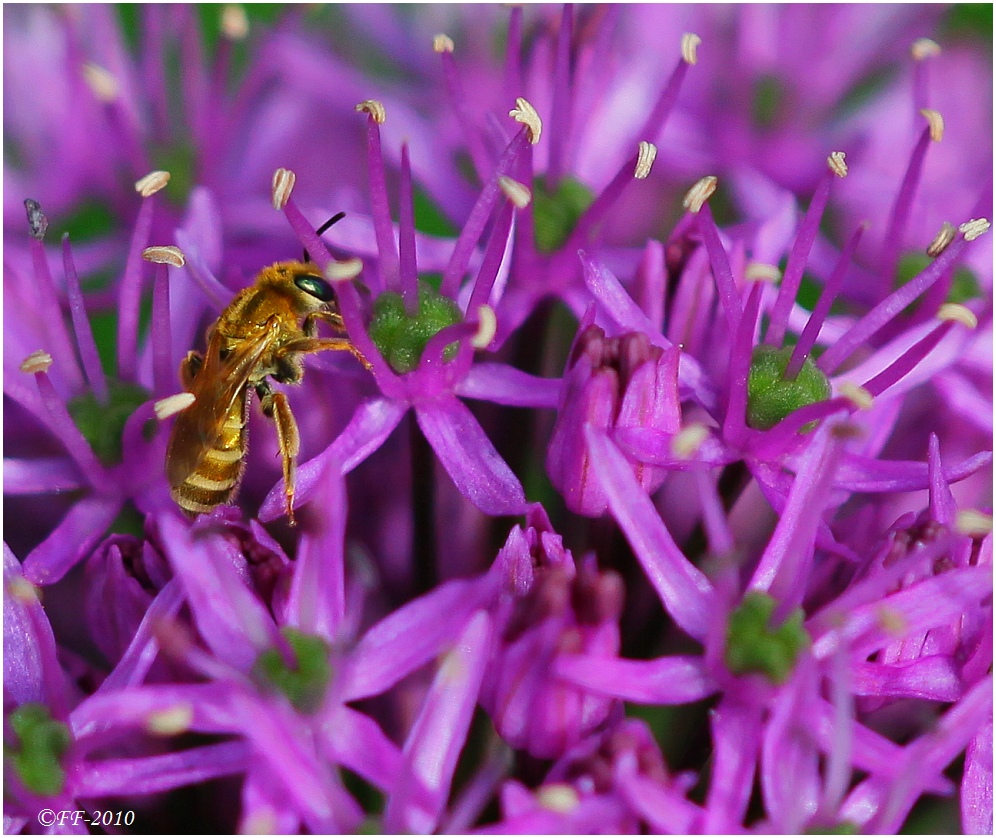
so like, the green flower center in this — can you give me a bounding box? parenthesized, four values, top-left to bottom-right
(368, 281, 463, 373)
(7, 703, 72, 797)
(251, 628, 332, 714)
(724, 591, 810, 684)
(746, 345, 830, 431)
(532, 175, 595, 254)
(67, 379, 152, 466)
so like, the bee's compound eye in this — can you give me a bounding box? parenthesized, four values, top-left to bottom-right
(294, 274, 335, 302)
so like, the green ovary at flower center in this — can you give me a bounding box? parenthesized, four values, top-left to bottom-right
(7, 702, 73, 797)
(251, 628, 333, 714)
(532, 175, 595, 254)
(368, 281, 463, 373)
(68, 379, 152, 466)
(746, 345, 830, 431)
(724, 592, 810, 684)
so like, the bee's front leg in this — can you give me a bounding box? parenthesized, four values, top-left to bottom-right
(256, 380, 300, 526)
(179, 351, 204, 390)
(302, 309, 346, 338)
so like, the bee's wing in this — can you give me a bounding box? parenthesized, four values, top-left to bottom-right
(165, 321, 278, 487)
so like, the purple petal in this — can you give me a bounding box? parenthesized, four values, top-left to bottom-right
(260, 396, 407, 520)
(384, 610, 492, 834)
(584, 426, 713, 640)
(75, 741, 249, 797)
(455, 362, 561, 408)
(962, 721, 993, 835)
(340, 574, 497, 702)
(321, 705, 402, 792)
(553, 654, 716, 704)
(22, 496, 121, 585)
(3, 458, 86, 494)
(704, 698, 762, 833)
(851, 657, 962, 702)
(415, 396, 527, 516)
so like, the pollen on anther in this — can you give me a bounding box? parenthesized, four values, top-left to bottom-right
(271, 168, 296, 210)
(356, 99, 386, 124)
(955, 509, 993, 537)
(142, 245, 185, 267)
(911, 38, 941, 60)
(635, 142, 657, 179)
(24, 199, 47, 240)
(135, 170, 171, 197)
(744, 262, 781, 283)
(926, 222, 956, 257)
(325, 258, 364, 282)
(498, 175, 532, 209)
(920, 109, 944, 142)
(681, 33, 702, 65)
(20, 350, 53, 374)
(671, 423, 709, 459)
(827, 152, 848, 177)
(146, 704, 194, 736)
(959, 218, 990, 242)
(838, 382, 874, 411)
(537, 784, 581, 814)
(472, 305, 498, 349)
(221, 5, 249, 40)
(155, 392, 196, 420)
(937, 303, 978, 329)
(9, 576, 41, 605)
(509, 97, 542, 144)
(433, 33, 454, 53)
(82, 62, 120, 102)
(682, 176, 717, 213)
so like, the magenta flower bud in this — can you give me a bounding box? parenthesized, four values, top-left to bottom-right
(547, 323, 681, 516)
(481, 511, 624, 758)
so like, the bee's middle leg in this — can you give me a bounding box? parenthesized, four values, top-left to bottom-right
(256, 380, 300, 525)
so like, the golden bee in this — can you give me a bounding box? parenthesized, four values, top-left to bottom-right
(165, 250, 368, 525)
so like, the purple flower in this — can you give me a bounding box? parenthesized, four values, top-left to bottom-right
(4, 5, 991, 834)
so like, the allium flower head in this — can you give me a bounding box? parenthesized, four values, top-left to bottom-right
(4, 5, 992, 835)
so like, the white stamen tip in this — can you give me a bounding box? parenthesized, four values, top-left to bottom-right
(20, 350, 53, 374)
(142, 245, 185, 267)
(635, 141, 657, 179)
(509, 97, 542, 144)
(838, 382, 874, 411)
(324, 258, 364, 282)
(82, 62, 119, 102)
(937, 303, 978, 329)
(135, 170, 171, 197)
(682, 175, 717, 213)
(959, 218, 990, 242)
(355, 99, 386, 124)
(9, 577, 41, 604)
(537, 784, 580, 813)
(920, 109, 944, 142)
(472, 305, 497, 349)
(498, 175, 532, 209)
(926, 222, 956, 257)
(827, 152, 848, 177)
(146, 704, 194, 736)
(681, 33, 702, 65)
(433, 33, 454, 53)
(671, 423, 710, 459)
(744, 262, 782, 284)
(911, 38, 941, 60)
(271, 168, 296, 210)
(955, 509, 993, 537)
(154, 392, 196, 420)
(221, 5, 249, 40)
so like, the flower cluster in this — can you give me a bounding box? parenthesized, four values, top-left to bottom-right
(4, 5, 992, 835)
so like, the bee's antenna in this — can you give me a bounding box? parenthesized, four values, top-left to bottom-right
(304, 211, 347, 263)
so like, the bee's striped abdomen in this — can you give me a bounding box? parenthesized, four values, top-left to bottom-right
(170, 393, 249, 516)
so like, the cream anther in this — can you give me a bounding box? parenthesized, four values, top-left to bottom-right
(472, 305, 498, 349)
(955, 509, 993, 537)
(634, 142, 657, 179)
(356, 99, 386, 124)
(959, 219, 990, 242)
(142, 245, 185, 267)
(83, 62, 119, 102)
(827, 152, 848, 177)
(838, 382, 874, 411)
(271, 168, 296, 210)
(744, 262, 781, 284)
(325, 258, 364, 282)
(154, 392, 196, 420)
(671, 423, 710, 459)
(135, 170, 171, 197)
(20, 350, 53, 374)
(433, 33, 454, 53)
(221, 5, 249, 40)
(911, 38, 941, 60)
(681, 33, 702, 65)
(936, 303, 977, 329)
(682, 176, 717, 213)
(509, 97, 542, 144)
(920, 109, 944, 142)
(926, 222, 956, 257)
(498, 175, 532, 209)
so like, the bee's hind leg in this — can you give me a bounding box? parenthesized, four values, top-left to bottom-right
(256, 380, 300, 526)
